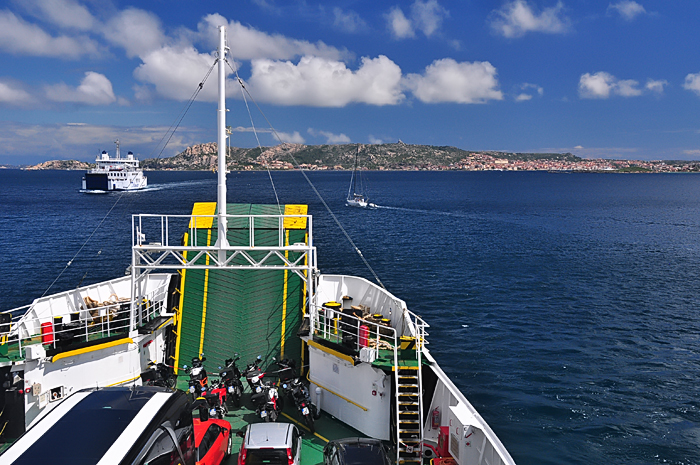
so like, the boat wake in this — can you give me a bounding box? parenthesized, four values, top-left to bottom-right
(373, 204, 468, 218)
(134, 179, 216, 192)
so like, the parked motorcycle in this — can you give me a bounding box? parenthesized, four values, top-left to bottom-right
(250, 380, 282, 422)
(183, 355, 227, 419)
(205, 377, 229, 419)
(218, 355, 244, 407)
(183, 354, 208, 396)
(243, 355, 264, 392)
(140, 361, 176, 388)
(275, 358, 318, 432)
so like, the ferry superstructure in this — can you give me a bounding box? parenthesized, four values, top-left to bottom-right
(81, 140, 147, 192)
(0, 26, 516, 465)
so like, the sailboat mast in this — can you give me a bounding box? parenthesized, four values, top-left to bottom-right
(351, 148, 359, 195)
(216, 25, 229, 252)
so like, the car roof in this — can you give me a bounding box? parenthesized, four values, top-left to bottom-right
(327, 438, 389, 465)
(1, 386, 181, 465)
(245, 423, 296, 449)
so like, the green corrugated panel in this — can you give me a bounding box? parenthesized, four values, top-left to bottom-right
(177, 204, 308, 375)
(177, 228, 212, 366)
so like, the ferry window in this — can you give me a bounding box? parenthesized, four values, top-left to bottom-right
(138, 431, 178, 465)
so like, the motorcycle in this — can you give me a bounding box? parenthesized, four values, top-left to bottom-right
(140, 361, 176, 388)
(205, 377, 229, 419)
(218, 355, 244, 407)
(250, 380, 282, 422)
(243, 355, 264, 392)
(288, 378, 317, 433)
(275, 358, 318, 432)
(183, 354, 208, 395)
(183, 355, 227, 419)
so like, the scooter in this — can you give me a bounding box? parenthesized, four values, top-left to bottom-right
(219, 355, 244, 407)
(183, 354, 208, 396)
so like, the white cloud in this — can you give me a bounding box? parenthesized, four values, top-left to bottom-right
(308, 128, 350, 144)
(369, 135, 384, 144)
(333, 8, 367, 33)
(645, 79, 667, 94)
(197, 14, 346, 61)
(45, 71, 117, 105)
(134, 46, 225, 101)
(411, 0, 449, 37)
(616, 79, 642, 97)
(276, 131, 305, 144)
(103, 8, 166, 59)
(607, 1, 647, 21)
(489, 0, 570, 38)
(579, 72, 615, 98)
(580, 72, 662, 99)
(17, 0, 96, 31)
(0, 10, 99, 58)
(387, 1, 449, 39)
(0, 122, 205, 163)
(247, 55, 404, 107)
(386, 7, 415, 39)
(516, 82, 543, 101)
(403, 58, 503, 104)
(0, 80, 33, 106)
(683, 73, 700, 97)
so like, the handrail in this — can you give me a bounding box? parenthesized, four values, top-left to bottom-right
(6, 281, 169, 357)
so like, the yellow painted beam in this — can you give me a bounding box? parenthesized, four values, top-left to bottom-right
(281, 230, 289, 359)
(50, 338, 134, 363)
(174, 231, 189, 374)
(308, 377, 368, 412)
(307, 339, 355, 366)
(105, 375, 141, 387)
(198, 229, 212, 355)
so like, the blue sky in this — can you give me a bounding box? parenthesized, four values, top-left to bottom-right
(1, 0, 699, 164)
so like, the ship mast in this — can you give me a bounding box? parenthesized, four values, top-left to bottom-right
(215, 25, 229, 255)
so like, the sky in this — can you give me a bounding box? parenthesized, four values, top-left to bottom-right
(1, 0, 700, 164)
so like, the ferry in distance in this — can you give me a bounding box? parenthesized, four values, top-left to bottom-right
(81, 139, 147, 193)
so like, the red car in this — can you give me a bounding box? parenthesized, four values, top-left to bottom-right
(194, 417, 232, 465)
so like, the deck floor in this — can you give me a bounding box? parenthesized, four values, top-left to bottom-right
(178, 380, 367, 465)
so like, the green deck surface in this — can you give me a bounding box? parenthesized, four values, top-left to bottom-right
(176, 203, 307, 374)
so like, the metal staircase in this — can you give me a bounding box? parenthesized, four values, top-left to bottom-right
(397, 365, 422, 463)
(394, 313, 429, 464)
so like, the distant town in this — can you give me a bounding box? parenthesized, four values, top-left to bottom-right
(5, 142, 700, 173)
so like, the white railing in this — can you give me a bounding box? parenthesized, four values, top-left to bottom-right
(130, 214, 316, 280)
(2, 281, 170, 357)
(309, 303, 399, 362)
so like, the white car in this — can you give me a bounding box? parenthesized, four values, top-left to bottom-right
(237, 422, 302, 465)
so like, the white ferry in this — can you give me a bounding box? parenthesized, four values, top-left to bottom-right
(0, 26, 516, 465)
(81, 140, 147, 192)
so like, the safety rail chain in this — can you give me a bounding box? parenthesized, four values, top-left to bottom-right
(307, 304, 430, 464)
(1, 285, 169, 358)
(131, 214, 316, 282)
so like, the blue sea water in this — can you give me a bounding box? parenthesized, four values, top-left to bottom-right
(1, 169, 700, 464)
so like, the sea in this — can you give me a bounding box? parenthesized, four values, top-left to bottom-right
(1, 169, 699, 465)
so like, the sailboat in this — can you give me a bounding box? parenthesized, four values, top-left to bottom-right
(346, 148, 375, 208)
(0, 25, 516, 465)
